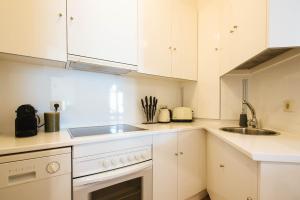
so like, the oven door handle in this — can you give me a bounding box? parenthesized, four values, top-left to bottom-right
(73, 160, 152, 187)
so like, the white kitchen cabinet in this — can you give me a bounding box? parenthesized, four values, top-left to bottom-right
(138, 0, 172, 77)
(178, 130, 206, 200)
(153, 133, 178, 200)
(171, 0, 198, 80)
(193, 0, 221, 119)
(153, 130, 206, 200)
(67, 0, 138, 69)
(207, 134, 258, 200)
(0, 0, 67, 62)
(220, 0, 266, 75)
(219, 0, 300, 75)
(139, 0, 198, 81)
(259, 162, 300, 200)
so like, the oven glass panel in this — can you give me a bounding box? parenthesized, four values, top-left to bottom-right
(91, 178, 142, 200)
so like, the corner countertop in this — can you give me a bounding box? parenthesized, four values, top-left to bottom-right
(1, 119, 300, 163)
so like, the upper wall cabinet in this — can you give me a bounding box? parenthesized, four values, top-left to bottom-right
(139, 0, 198, 81)
(220, 0, 300, 76)
(67, 0, 138, 72)
(0, 0, 67, 62)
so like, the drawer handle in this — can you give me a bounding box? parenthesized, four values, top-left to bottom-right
(247, 197, 253, 200)
(219, 164, 224, 168)
(8, 172, 36, 184)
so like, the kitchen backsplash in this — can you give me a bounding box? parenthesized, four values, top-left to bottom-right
(0, 61, 181, 135)
(249, 54, 300, 134)
(221, 54, 300, 134)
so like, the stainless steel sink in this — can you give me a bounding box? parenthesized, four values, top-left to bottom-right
(220, 127, 279, 136)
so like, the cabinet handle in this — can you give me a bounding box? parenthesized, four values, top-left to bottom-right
(168, 46, 172, 50)
(175, 153, 178, 156)
(173, 48, 177, 51)
(215, 48, 219, 51)
(58, 13, 63, 17)
(230, 30, 234, 34)
(70, 17, 74, 21)
(180, 152, 184, 155)
(233, 25, 238, 29)
(219, 164, 224, 168)
(246, 197, 253, 200)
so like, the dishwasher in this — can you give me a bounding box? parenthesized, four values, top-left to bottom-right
(0, 147, 71, 200)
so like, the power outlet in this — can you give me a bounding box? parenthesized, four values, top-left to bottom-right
(283, 100, 294, 112)
(50, 100, 65, 112)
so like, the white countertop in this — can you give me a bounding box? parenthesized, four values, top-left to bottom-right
(1, 119, 300, 163)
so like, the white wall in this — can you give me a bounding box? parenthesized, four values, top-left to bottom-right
(219, 54, 300, 134)
(249, 54, 300, 133)
(220, 74, 249, 120)
(0, 61, 181, 135)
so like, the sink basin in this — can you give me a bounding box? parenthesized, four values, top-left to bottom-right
(220, 127, 279, 136)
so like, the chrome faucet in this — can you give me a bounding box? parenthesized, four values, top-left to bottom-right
(242, 99, 258, 128)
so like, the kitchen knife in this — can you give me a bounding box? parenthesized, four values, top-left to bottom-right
(141, 99, 147, 120)
(149, 96, 153, 122)
(153, 98, 158, 121)
(145, 96, 149, 122)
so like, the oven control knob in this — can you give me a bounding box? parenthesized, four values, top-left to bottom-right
(120, 157, 126, 164)
(128, 155, 133, 161)
(46, 161, 60, 174)
(111, 159, 117, 166)
(102, 160, 110, 168)
(135, 154, 141, 161)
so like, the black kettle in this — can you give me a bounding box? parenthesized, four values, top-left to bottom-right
(15, 104, 40, 137)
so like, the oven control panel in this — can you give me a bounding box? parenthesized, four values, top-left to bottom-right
(73, 146, 152, 178)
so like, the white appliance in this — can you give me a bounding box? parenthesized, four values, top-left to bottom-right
(172, 107, 193, 122)
(158, 107, 171, 123)
(72, 132, 153, 200)
(0, 148, 71, 200)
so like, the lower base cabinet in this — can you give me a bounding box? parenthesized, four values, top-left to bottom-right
(207, 134, 258, 200)
(153, 130, 206, 200)
(207, 133, 300, 200)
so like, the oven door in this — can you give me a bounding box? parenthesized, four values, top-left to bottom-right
(73, 161, 152, 200)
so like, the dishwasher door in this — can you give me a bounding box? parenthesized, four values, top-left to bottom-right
(0, 148, 71, 200)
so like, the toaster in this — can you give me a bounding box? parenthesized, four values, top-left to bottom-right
(172, 107, 193, 122)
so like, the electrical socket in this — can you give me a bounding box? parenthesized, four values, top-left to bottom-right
(283, 100, 294, 112)
(50, 100, 65, 112)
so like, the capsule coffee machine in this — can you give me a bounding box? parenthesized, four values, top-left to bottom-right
(15, 104, 40, 137)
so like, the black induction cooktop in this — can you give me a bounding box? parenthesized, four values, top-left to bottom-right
(68, 124, 146, 138)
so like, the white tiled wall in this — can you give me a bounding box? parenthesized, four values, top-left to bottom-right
(0, 61, 181, 135)
(249, 54, 300, 133)
(220, 54, 300, 134)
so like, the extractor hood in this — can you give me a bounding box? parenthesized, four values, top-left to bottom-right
(235, 47, 293, 70)
(66, 54, 137, 75)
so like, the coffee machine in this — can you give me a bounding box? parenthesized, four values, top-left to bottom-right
(15, 104, 40, 137)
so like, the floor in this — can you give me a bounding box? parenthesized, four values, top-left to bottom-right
(202, 196, 211, 200)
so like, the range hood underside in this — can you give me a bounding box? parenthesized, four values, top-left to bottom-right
(235, 48, 293, 70)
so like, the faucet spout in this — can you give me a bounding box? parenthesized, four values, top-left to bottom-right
(242, 100, 258, 128)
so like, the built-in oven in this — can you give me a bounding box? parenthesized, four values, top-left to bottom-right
(71, 133, 153, 200)
(73, 160, 152, 200)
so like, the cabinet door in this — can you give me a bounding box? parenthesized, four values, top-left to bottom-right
(153, 133, 178, 200)
(207, 134, 258, 200)
(223, 140, 258, 200)
(171, 0, 198, 81)
(229, 0, 267, 68)
(0, 0, 67, 62)
(138, 0, 172, 77)
(207, 134, 227, 200)
(197, 0, 221, 118)
(68, 0, 138, 66)
(178, 130, 206, 200)
(219, 0, 234, 75)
